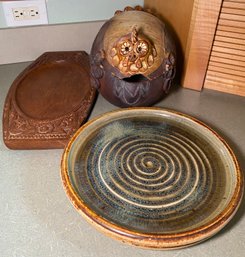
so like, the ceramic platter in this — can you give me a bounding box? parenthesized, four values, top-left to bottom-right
(61, 108, 243, 249)
(3, 51, 96, 149)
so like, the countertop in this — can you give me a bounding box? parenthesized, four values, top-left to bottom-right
(0, 62, 244, 257)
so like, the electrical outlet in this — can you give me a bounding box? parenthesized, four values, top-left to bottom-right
(2, 0, 48, 27)
(12, 6, 40, 21)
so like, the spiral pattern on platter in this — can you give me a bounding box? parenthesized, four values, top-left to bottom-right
(80, 124, 213, 220)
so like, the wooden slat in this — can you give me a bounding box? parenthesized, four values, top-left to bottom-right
(209, 60, 245, 72)
(181, 0, 223, 90)
(214, 40, 245, 50)
(219, 18, 245, 28)
(220, 12, 245, 22)
(223, 1, 245, 10)
(210, 55, 245, 67)
(204, 78, 245, 96)
(212, 45, 245, 56)
(216, 30, 245, 39)
(217, 24, 245, 33)
(208, 64, 245, 77)
(211, 50, 245, 61)
(206, 74, 245, 88)
(215, 35, 245, 45)
(206, 70, 245, 82)
(204, 0, 245, 96)
(145, 0, 245, 96)
(222, 7, 245, 16)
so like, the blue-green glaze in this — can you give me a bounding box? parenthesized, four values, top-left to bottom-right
(68, 114, 231, 234)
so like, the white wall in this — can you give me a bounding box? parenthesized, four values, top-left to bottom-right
(0, 0, 144, 28)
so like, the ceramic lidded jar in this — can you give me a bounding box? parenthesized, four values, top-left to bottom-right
(90, 7, 176, 107)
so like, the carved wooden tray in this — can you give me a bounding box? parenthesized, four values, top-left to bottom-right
(61, 108, 243, 249)
(3, 51, 97, 149)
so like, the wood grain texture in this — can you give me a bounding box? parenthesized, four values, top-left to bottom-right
(209, 60, 245, 71)
(220, 12, 245, 22)
(210, 55, 245, 67)
(216, 30, 245, 40)
(222, 1, 245, 10)
(144, 0, 245, 95)
(214, 40, 245, 50)
(217, 24, 245, 34)
(205, 77, 245, 96)
(212, 51, 245, 61)
(215, 35, 245, 45)
(204, 0, 245, 96)
(222, 7, 245, 15)
(212, 45, 245, 57)
(144, 0, 194, 54)
(219, 18, 245, 28)
(182, 0, 223, 90)
(208, 64, 245, 77)
(207, 70, 245, 82)
(144, 0, 223, 91)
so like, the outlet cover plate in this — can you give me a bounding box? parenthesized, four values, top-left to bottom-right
(2, 0, 48, 27)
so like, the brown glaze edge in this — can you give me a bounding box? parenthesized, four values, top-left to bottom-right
(3, 87, 96, 150)
(60, 107, 244, 249)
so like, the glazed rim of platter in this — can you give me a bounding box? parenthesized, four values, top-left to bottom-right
(61, 108, 243, 249)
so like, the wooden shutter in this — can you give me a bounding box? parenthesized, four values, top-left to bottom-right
(204, 0, 245, 96)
